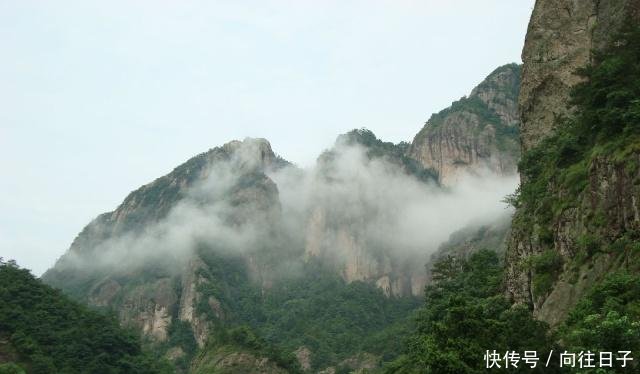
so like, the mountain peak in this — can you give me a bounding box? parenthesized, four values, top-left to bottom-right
(220, 137, 279, 172)
(407, 63, 521, 185)
(469, 63, 521, 127)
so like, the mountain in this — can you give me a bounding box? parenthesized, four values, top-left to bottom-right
(40, 62, 522, 373)
(505, 0, 640, 326)
(42, 136, 426, 372)
(407, 63, 521, 186)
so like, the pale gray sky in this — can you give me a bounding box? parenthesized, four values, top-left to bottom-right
(0, 0, 534, 275)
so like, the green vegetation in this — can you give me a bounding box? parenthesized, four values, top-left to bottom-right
(194, 249, 420, 371)
(529, 250, 563, 298)
(435, 217, 512, 259)
(514, 22, 640, 244)
(259, 261, 420, 369)
(0, 363, 26, 374)
(388, 252, 640, 373)
(428, 95, 503, 130)
(560, 272, 640, 373)
(386, 250, 559, 373)
(0, 259, 170, 374)
(473, 63, 522, 101)
(504, 22, 640, 311)
(159, 320, 198, 371)
(386, 21, 640, 374)
(200, 325, 301, 373)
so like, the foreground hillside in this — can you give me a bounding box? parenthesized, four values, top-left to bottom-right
(0, 259, 170, 374)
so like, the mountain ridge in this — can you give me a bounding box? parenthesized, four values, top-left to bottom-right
(39, 63, 522, 373)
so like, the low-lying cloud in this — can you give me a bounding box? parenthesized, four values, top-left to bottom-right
(53, 139, 518, 281)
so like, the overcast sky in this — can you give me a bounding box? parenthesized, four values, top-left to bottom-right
(1, 0, 534, 275)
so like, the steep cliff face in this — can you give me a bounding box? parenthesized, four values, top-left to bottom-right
(302, 129, 435, 297)
(407, 64, 521, 185)
(303, 202, 427, 297)
(506, 0, 640, 325)
(518, 0, 640, 152)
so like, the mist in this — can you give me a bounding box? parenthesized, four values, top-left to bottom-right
(271, 142, 517, 265)
(54, 139, 518, 284)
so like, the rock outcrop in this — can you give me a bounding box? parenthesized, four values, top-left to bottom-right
(303, 202, 427, 297)
(190, 348, 289, 374)
(518, 0, 640, 152)
(407, 64, 521, 185)
(505, 0, 640, 324)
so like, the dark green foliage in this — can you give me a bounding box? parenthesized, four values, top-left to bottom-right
(206, 325, 302, 373)
(360, 314, 418, 363)
(195, 247, 265, 325)
(429, 255, 464, 283)
(560, 272, 640, 373)
(0, 259, 170, 374)
(158, 319, 198, 371)
(194, 249, 420, 371)
(529, 250, 563, 298)
(0, 363, 26, 374)
(259, 260, 421, 369)
(386, 251, 559, 373)
(577, 234, 601, 257)
(166, 320, 197, 357)
(570, 23, 640, 142)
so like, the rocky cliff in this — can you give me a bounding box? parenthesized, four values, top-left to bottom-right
(302, 129, 435, 297)
(407, 64, 521, 185)
(505, 0, 640, 326)
(518, 0, 640, 152)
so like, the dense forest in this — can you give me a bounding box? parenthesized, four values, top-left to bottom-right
(386, 251, 640, 373)
(189, 249, 421, 372)
(0, 259, 170, 374)
(385, 250, 558, 373)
